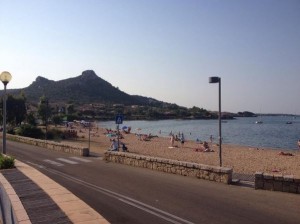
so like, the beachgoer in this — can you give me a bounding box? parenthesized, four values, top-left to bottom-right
(298, 139, 300, 149)
(110, 139, 118, 151)
(278, 151, 294, 156)
(203, 141, 212, 152)
(170, 134, 175, 147)
(122, 143, 128, 152)
(203, 141, 208, 149)
(195, 141, 211, 152)
(180, 133, 185, 148)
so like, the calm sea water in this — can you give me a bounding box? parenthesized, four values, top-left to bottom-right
(99, 116, 300, 150)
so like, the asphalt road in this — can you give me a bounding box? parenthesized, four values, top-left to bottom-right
(5, 141, 300, 224)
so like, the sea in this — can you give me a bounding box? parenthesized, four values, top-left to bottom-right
(98, 116, 300, 150)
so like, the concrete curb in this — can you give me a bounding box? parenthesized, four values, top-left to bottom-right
(0, 173, 31, 224)
(1, 160, 110, 224)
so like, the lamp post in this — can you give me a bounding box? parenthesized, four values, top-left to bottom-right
(45, 98, 49, 141)
(88, 122, 91, 150)
(209, 76, 222, 167)
(0, 71, 12, 154)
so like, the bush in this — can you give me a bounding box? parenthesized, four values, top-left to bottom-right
(46, 128, 63, 140)
(0, 154, 15, 169)
(7, 128, 16, 135)
(15, 124, 45, 139)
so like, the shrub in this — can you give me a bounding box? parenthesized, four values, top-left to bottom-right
(46, 128, 63, 140)
(7, 128, 16, 135)
(0, 154, 15, 169)
(15, 124, 44, 139)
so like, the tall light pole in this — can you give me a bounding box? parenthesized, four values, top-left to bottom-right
(209, 76, 222, 167)
(45, 98, 49, 141)
(88, 122, 91, 150)
(0, 71, 12, 154)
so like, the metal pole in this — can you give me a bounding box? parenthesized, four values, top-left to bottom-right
(117, 124, 120, 150)
(3, 84, 7, 154)
(45, 99, 48, 140)
(88, 123, 91, 150)
(218, 78, 222, 167)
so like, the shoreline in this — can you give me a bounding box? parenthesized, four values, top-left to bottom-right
(98, 118, 300, 150)
(58, 125, 300, 177)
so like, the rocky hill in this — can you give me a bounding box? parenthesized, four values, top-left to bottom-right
(9, 70, 164, 106)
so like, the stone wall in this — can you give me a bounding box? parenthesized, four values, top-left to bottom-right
(255, 172, 300, 194)
(104, 151, 232, 184)
(7, 134, 89, 156)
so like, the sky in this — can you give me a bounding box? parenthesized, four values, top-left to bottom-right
(0, 0, 299, 114)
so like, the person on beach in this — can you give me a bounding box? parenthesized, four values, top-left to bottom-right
(170, 134, 175, 147)
(110, 139, 118, 151)
(278, 151, 294, 156)
(195, 141, 213, 152)
(210, 135, 213, 144)
(298, 139, 300, 149)
(180, 133, 185, 148)
(122, 143, 128, 152)
(203, 141, 210, 152)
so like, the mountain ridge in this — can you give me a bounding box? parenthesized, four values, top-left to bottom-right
(6, 70, 165, 106)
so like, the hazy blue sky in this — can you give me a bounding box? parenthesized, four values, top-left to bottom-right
(0, 0, 299, 114)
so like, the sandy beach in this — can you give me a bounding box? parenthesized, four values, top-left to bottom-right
(60, 125, 300, 177)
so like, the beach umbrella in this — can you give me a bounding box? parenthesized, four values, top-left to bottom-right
(122, 126, 128, 130)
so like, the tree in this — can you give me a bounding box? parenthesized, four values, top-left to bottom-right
(52, 115, 62, 127)
(4, 94, 27, 126)
(26, 112, 37, 126)
(38, 96, 51, 125)
(67, 104, 76, 114)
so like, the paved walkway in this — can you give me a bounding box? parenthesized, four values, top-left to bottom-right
(0, 160, 109, 224)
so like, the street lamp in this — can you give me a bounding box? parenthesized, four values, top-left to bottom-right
(0, 71, 12, 154)
(45, 98, 49, 141)
(209, 76, 222, 167)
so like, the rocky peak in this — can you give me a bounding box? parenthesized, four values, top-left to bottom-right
(35, 76, 50, 83)
(80, 70, 99, 80)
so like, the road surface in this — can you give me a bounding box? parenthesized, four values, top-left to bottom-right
(5, 141, 300, 224)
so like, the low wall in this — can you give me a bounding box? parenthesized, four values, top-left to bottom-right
(255, 172, 300, 194)
(7, 134, 89, 156)
(104, 151, 232, 184)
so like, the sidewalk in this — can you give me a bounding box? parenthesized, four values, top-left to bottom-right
(0, 160, 109, 224)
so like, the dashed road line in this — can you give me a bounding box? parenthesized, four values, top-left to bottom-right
(44, 159, 64, 166)
(69, 157, 92, 163)
(57, 158, 79, 164)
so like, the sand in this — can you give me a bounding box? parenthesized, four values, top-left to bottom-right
(60, 125, 300, 177)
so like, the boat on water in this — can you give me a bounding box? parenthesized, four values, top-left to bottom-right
(286, 121, 293, 124)
(255, 112, 263, 124)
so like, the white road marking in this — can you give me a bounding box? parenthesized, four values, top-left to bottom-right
(42, 167, 195, 224)
(43, 159, 64, 166)
(57, 158, 79, 164)
(69, 157, 92, 163)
